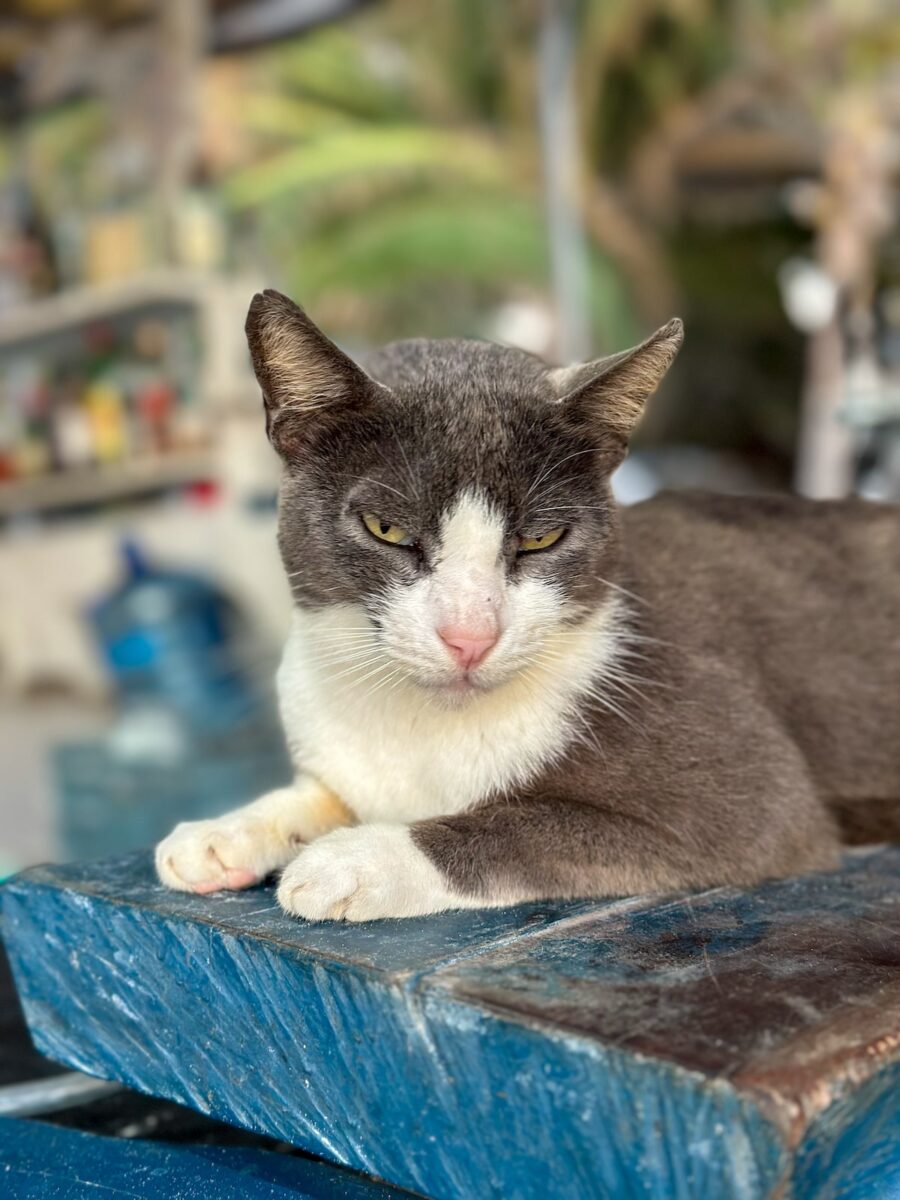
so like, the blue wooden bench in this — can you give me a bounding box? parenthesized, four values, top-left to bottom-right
(0, 1114, 413, 1199)
(3, 847, 899, 1199)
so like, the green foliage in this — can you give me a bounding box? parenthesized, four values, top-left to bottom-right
(580, 0, 734, 173)
(225, 10, 641, 344)
(229, 0, 891, 341)
(295, 192, 549, 294)
(225, 124, 507, 209)
(263, 26, 413, 121)
(23, 99, 109, 213)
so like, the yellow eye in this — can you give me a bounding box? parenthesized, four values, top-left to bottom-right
(518, 527, 565, 553)
(362, 513, 414, 546)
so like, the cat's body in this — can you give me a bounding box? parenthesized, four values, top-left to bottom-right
(156, 294, 900, 919)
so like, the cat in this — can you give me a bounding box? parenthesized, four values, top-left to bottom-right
(155, 289, 900, 920)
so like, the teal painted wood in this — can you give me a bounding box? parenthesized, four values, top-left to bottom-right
(792, 1062, 900, 1200)
(3, 847, 900, 1200)
(0, 1116, 414, 1199)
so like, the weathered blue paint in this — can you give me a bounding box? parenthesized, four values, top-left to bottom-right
(0, 1115, 414, 1199)
(792, 1061, 900, 1200)
(3, 847, 899, 1200)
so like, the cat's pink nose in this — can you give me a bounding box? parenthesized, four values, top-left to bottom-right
(438, 626, 498, 670)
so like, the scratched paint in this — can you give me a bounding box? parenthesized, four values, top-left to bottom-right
(2, 848, 899, 1200)
(436, 848, 900, 1085)
(791, 1061, 900, 1199)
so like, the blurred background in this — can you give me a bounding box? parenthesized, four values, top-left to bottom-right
(0, 0, 898, 876)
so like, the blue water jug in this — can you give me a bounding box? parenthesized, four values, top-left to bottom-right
(89, 541, 256, 732)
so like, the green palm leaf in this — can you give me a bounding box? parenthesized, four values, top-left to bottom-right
(224, 125, 510, 209)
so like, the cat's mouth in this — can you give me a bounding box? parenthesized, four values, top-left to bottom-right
(373, 622, 542, 701)
(432, 674, 483, 696)
(423, 674, 489, 707)
(415, 655, 527, 704)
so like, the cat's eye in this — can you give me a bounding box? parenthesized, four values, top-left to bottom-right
(518, 527, 565, 553)
(362, 513, 415, 546)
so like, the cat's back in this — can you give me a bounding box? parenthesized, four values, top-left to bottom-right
(622, 490, 898, 741)
(621, 490, 899, 804)
(623, 490, 899, 599)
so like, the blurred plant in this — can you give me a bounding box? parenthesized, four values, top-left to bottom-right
(222, 13, 644, 348)
(734, 0, 900, 496)
(219, 0, 897, 374)
(220, 0, 775, 346)
(21, 99, 109, 215)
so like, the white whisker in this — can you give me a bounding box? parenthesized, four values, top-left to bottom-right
(345, 475, 411, 503)
(320, 653, 391, 683)
(526, 446, 599, 500)
(534, 505, 609, 513)
(386, 419, 421, 500)
(362, 665, 409, 701)
(305, 647, 382, 665)
(330, 657, 395, 702)
(592, 575, 649, 607)
(308, 632, 376, 643)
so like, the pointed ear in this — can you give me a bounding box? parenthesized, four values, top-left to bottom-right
(245, 290, 380, 457)
(550, 319, 683, 460)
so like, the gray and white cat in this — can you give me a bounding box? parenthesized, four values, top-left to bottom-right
(155, 290, 900, 920)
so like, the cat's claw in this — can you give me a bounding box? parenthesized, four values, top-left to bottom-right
(276, 824, 461, 922)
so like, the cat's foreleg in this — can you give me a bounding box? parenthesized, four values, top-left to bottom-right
(155, 777, 353, 894)
(276, 785, 839, 920)
(276, 823, 479, 921)
(275, 797, 681, 921)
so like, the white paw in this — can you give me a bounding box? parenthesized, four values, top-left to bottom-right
(276, 825, 463, 921)
(155, 813, 290, 895)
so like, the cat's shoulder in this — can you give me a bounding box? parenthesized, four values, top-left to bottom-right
(622, 490, 899, 581)
(624, 489, 896, 535)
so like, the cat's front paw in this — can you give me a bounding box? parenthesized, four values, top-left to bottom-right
(156, 815, 282, 894)
(276, 825, 460, 921)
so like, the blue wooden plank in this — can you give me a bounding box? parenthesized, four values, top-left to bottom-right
(427, 846, 900, 1084)
(3, 848, 899, 1200)
(14, 852, 602, 976)
(791, 1061, 900, 1200)
(0, 1115, 414, 1199)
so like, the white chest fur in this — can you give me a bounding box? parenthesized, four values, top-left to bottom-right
(277, 601, 623, 824)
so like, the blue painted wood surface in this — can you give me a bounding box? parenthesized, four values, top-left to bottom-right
(3, 847, 900, 1200)
(0, 1116, 413, 1199)
(792, 1062, 900, 1200)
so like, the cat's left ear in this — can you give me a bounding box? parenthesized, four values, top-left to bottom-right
(550, 319, 683, 461)
(245, 290, 383, 457)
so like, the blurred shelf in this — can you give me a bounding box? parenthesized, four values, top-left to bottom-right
(0, 271, 221, 352)
(0, 451, 215, 518)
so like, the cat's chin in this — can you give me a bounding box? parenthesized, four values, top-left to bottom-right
(417, 666, 525, 708)
(419, 675, 492, 709)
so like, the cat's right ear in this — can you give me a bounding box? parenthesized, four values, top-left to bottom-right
(245, 290, 381, 457)
(549, 319, 683, 464)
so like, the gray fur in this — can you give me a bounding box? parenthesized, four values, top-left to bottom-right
(246, 291, 900, 904)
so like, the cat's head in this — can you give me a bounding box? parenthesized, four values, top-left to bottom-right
(246, 291, 681, 703)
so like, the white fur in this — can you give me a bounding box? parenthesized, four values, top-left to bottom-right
(432, 490, 505, 624)
(280, 486, 627, 827)
(370, 490, 595, 695)
(156, 487, 628, 918)
(277, 824, 495, 921)
(155, 778, 351, 893)
(280, 595, 624, 825)
(375, 491, 506, 678)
